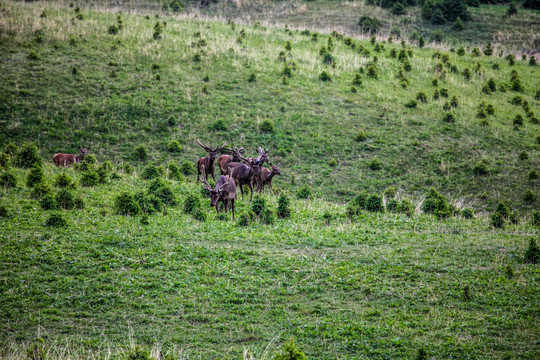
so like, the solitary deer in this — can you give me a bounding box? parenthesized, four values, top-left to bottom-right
(217, 147, 245, 175)
(200, 165, 237, 219)
(53, 146, 90, 167)
(196, 140, 226, 182)
(256, 163, 281, 194)
(228, 156, 261, 201)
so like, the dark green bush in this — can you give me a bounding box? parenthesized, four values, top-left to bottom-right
(352, 74, 362, 86)
(366, 194, 384, 212)
(532, 210, 540, 226)
(510, 95, 523, 105)
(368, 158, 382, 170)
(319, 71, 332, 82)
(167, 140, 182, 153)
(180, 160, 195, 175)
(277, 194, 291, 218)
(248, 72, 256, 82)
(14, 143, 41, 168)
(55, 189, 75, 210)
(80, 170, 99, 187)
(322, 53, 335, 65)
(183, 193, 201, 214)
(133, 145, 148, 161)
(261, 208, 275, 225)
(386, 199, 399, 212)
(211, 118, 227, 131)
(108, 25, 119, 35)
(134, 192, 163, 214)
(115, 192, 141, 216)
(519, 151, 528, 160)
(0, 171, 17, 188)
(26, 164, 44, 188)
(422, 188, 451, 218)
(384, 186, 396, 199)
(462, 208, 474, 219)
(416, 92, 427, 103)
(513, 114, 524, 127)
(443, 112, 455, 123)
(167, 161, 184, 181)
(237, 212, 251, 227)
(192, 208, 207, 222)
(74, 196, 84, 209)
(273, 338, 307, 360)
(54, 172, 75, 188)
(397, 198, 414, 216)
(529, 170, 538, 180)
(524, 238, 539, 264)
(45, 213, 67, 227)
(251, 195, 266, 216)
(0, 205, 8, 218)
(40, 193, 57, 210)
(31, 182, 53, 200)
(366, 65, 378, 79)
(261, 119, 275, 133)
(141, 164, 163, 180)
(123, 163, 133, 174)
(355, 130, 367, 142)
(0, 153, 9, 169)
(358, 15, 382, 34)
(473, 160, 489, 176)
(523, 189, 536, 203)
(147, 178, 176, 206)
(296, 185, 312, 199)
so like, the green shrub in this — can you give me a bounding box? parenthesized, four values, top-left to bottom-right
(80, 170, 99, 187)
(322, 52, 335, 65)
(40, 193, 57, 210)
(56, 189, 75, 210)
(532, 210, 540, 226)
(261, 119, 275, 133)
(252, 195, 266, 216)
(510, 95, 523, 105)
(519, 151, 528, 160)
(108, 24, 119, 34)
(473, 160, 489, 176)
(529, 169, 539, 180)
(0, 171, 17, 188)
(273, 338, 307, 360)
(261, 208, 276, 225)
(366, 194, 384, 212)
(462, 208, 474, 219)
(0, 153, 10, 169)
(134, 192, 163, 214)
(415, 348, 428, 360)
(183, 193, 201, 214)
(0, 205, 8, 218)
(78, 155, 96, 171)
(180, 160, 195, 175)
(45, 213, 67, 227)
(397, 198, 414, 216)
(248, 72, 256, 82)
(97, 166, 109, 184)
(167, 140, 182, 153)
(386, 199, 399, 212)
(14, 143, 41, 168)
(355, 130, 367, 142)
(416, 92, 427, 103)
(366, 65, 378, 79)
(237, 212, 251, 227)
(211, 119, 227, 131)
(483, 42, 493, 56)
(368, 158, 382, 170)
(74, 196, 84, 209)
(123, 163, 133, 174)
(277, 194, 291, 218)
(524, 189, 536, 203)
(422, 188, 451, 219)
(443, 112, 455, 123)
(192, 208, 207, 222)
(170, 0, 183, 12)
(296, 185, 312, 199)
(457, 46, 465, 56)
(26, 164, 44, 188)
(54, 172, 74, 188)
(524, 238, 539, 264)
(141, 164, 163, 180)
(384, 186, 396, 199)
(31, 182, 53, 200)
(167, 161, 184, 181)
(319, 71, 332, 82)
(147, 178, 176, 206)
(513, 115, 524, 127)
(133, 145, 148, 161)
(126, 346, 151, 360)
(115, 192, 141, 216)
(358, 15, 382, 34)
(352, 74, 362, 86)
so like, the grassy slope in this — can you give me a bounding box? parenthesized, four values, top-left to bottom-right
(0, 164, 539, 359)
(0, 1, 539, 213)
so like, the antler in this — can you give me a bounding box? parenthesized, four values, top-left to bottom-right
(199, 165, 213, 191)
(197, 139, 212, 152)
(238, 147, 245, 154)
(213, 143, 227, 152)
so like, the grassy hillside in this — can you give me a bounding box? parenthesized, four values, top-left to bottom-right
(0, 163, 539, 359)
(1, 1, 539, 213)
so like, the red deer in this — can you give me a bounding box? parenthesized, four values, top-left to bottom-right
(256, 163, 281, 194)
(250, 147, 270, 191)
(53, 146, 89, 167)
(200, 165, 237, 219)
(196, 140, 226, 182)
(228, 157, 261, 202)
(217, 147, 245, 175)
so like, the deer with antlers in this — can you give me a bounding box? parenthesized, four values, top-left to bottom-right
(200, 165, 237, 219)
(196, 140, 226, 182)
(53, 146, 90, 167)
(227, 156, 263, 202)
(255, 163, 281, 194)
(217, 147, 245, 175)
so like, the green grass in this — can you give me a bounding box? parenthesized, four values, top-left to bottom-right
(0, 163, 539, 359)
(0, 1, 538, 213)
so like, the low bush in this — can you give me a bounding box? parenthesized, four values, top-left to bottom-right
(183, 193, 201, 214)
(473, 160, 489, 176)
(80, 170, 99, 187)
(45, 213, 67, 227)
(192, 208, 207, 222)
(366, 194, 384, 212)
(147, 178, 176, 206)
(251, 195, 266, 216)
(26, 164, 44, 188)
(274, 338, 307, 360)
(0, 171, 17, 188)
(386, 199, 398, 212)
(133, 145, 148, 161)
(524, 239, 539, 264)
(167, 161, 184, 181)
(141, 164, 163, 180)
(14, 143, 41, 168)
(237, 212, 251, 227)
(462, 208, 474, 219)
(260, 208, 275, 225)
(422, 188, 451, 219)
(114, 192, 141, 215)
(180, 160, 195, 175)
(319, 71, 332, 82)
(297, 185, 312, 199)
(532, 210, 540, 226)
(368, 158, 382, 170)
(0, 153, 9, 169)
(261, 119, 275, 133)
(355, 130, 367, 142)
(134, 192, 163, 214)
(277, 194, 291, 218)
(0, 205, 7, 218)
(397, 198, 414, 216)
(167, 140, 182, 153)
(54, 172, 75, 188)
(55, 189, 75, 210)
(40, 193, 57, 210)
(523, 189, 536, 203)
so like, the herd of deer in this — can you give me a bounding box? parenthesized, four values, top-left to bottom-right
(51, 141, 282, 219)
(195, 140, 281, 219)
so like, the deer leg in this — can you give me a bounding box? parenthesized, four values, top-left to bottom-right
(240, 185, 245, 201)
(248, 183, 253, 202)
(231, 199, 235, 219)
(269, 183, 273, 194)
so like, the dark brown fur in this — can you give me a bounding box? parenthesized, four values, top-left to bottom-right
(256, 164, 281, 194)
(200, 165, 237, 219)
(196, 140, 226, 182)
(53, 146, 89, 167)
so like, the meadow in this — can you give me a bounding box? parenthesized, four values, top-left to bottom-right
(0, 0, 539, 359)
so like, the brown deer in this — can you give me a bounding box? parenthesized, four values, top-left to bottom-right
(227, 157, 261, 202)
(196, 140, 226, 182)
(200, 165, 237, 219)
(53, 146, 90, 167)
(217, 147, 245, 175)
(250, 147, 270, 191)
(256, 163, 281, 194)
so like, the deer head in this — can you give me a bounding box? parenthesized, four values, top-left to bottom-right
(256, 146, 269, 164)
(200, 165, 230, 207)
(271, 163, 281, 176)
(197, 140, 227, 160)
